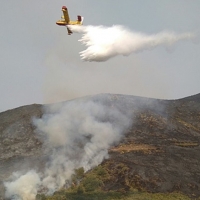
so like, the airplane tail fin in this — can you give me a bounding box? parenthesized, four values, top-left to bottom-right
(77, 15, 84, 24)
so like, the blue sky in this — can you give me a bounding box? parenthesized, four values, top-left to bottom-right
(0, 1, 199, 111)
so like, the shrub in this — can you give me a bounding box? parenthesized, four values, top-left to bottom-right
(82, 175, 103, 192)
(77, 185, 84, 194)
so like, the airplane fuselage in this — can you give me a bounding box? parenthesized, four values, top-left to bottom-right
(56, 20, 82, 26)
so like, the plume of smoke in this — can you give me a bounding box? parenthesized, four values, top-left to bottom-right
(68, 25, 196, 62)
(4, 170, 41, 200)
(4, 96, 132, 199)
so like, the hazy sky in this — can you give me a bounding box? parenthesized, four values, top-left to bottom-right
(0, 1, 199, 111)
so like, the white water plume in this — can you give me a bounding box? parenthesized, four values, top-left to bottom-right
(4, 95, 132, 199)
(68, 25, 196, 62)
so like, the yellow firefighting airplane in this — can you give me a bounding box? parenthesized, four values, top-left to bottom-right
(56, 6, 84, 35)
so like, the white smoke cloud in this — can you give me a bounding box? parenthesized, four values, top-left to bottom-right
(68, 25, 196, 62)
(4, 170, 41, 200)
(4, 95, 132, 199)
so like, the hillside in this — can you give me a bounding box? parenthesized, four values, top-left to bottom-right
(105, 94, 200, 198)
(0, 94, 200, 199)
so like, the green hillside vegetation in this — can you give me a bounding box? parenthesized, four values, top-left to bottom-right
(36, 166, 197, 200)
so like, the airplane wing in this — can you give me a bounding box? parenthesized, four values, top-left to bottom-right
(62, 6, 70, 24)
